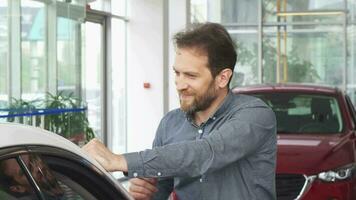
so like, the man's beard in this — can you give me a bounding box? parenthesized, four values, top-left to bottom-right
(179, 81, 218, 116)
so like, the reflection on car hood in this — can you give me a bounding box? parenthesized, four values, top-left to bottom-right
(277, 133, 352, 175)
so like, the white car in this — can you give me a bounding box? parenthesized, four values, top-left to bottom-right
(0, 123, 132, 200)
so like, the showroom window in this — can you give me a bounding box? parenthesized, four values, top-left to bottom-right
(0, 0, 128, 152)
(21, 0, 47, 101)
(0, 0, 8, 109)
(191, 0, 356, 104)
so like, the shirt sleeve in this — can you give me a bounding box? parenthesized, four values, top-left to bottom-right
(123, 104, 276, 178)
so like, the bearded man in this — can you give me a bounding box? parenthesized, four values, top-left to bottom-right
(83, 22, 277, 200)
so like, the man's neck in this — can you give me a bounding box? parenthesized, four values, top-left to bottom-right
(194, 89, 229, 126)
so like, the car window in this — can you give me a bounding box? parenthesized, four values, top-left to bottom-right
(19, 154, 89, 200)
(253, 93, 343, 133)
(40, 154, 129, 200)
(0, 146, 130, 200)
(0, 157, 39, 200)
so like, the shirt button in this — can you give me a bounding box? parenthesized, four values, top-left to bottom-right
(198, 129, 203, 134)
(199, 178, 203, 182)
(133, 172, 138, 177)
(212, 117, 216, 120)
(157, 172, 162, 176)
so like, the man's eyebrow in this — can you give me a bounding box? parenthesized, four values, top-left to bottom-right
(185, 71, 199, 76)
(172, 68, 199, 75)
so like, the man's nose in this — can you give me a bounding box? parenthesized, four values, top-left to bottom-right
(175, 78, 188, 91)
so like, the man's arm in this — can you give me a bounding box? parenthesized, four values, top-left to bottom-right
(83, 105, 276, 178)
(123, 105, 276, 178)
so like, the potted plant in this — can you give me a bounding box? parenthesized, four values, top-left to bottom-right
(6, 92, 95, 144)
(44, 91, 95, 144)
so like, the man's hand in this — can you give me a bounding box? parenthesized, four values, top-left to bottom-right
(129, 178, 158, 200)
(82, 138, 127, 172)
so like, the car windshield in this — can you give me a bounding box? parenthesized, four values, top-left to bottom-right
(252, 93, 343, 134)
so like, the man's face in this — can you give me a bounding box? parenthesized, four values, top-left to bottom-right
(173, 48, 218, 115)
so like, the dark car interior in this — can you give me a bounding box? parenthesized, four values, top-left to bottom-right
(254, 93, 342, 133)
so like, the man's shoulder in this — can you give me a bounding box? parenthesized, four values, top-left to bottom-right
(162, 108, 186, 122)
(230, 93, 269, 109)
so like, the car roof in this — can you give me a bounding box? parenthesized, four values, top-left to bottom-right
(232, 83, 342, 95)
(0, 122, 133, 199)
(0, 122, 105, 173)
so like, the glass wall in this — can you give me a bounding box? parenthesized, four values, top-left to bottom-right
(88, 0, 126, 15)
(191, 0, 208, 22)
(2, 0, 86, 102)
(0, 0, 87, 136)
(348, 0, 356, 104)
(228, 28, 259, 85)
(0, 0, 8, 108)
(83, 22, 103, 141)
(1, 0, 128, 149)
(192, 0, 356, 104)
(21, 0, 46, 101)
(57, 17, 82, 97)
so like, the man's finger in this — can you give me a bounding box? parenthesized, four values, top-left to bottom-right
(142, 178, 157, 185)
(129, 184, 155, 196)
(130, 178, 158, 193)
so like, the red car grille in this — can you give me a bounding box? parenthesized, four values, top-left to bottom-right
(276, 174, 306, 200)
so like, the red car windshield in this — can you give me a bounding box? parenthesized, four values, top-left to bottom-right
(252, 93, 343, 133)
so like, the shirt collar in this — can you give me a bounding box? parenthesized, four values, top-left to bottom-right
(210, 90, 234, 119)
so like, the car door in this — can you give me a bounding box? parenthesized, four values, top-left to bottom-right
(0, 145, 131, 200)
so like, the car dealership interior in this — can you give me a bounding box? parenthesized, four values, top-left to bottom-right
(1, 0, 356, 200)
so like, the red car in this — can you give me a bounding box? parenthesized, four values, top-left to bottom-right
(233, 84, 356, 200)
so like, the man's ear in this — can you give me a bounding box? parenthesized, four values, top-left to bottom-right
(215, 68, 233, 88)
(10, 185, 26, 193)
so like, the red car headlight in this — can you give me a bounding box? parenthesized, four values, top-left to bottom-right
(317, 164, 355, 182)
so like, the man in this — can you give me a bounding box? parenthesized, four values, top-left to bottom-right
(83, 22, 277, 200)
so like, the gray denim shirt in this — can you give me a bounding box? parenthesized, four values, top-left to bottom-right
(123, 91, 277, 200)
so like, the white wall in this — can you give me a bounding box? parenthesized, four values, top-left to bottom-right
(126, 0, 164, 152)
(126, 0, 188, 152)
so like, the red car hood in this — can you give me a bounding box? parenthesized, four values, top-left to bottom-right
(277, 133, 354, 175)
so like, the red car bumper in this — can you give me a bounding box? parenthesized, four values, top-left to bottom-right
(302, 179, 356, 200)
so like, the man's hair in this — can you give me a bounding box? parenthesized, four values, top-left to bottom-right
(173, 22, 237, 83)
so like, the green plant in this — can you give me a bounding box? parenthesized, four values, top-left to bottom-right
(7, 98, 41, 126)
(6, 92, 95, 143)
(44, 91, 95, 142)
